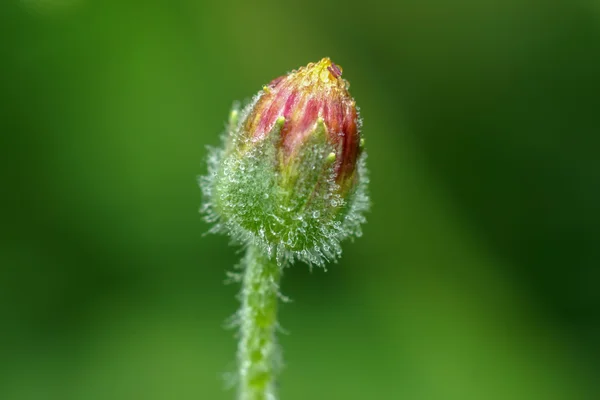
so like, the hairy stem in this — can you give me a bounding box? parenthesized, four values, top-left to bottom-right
(238, 245, 282, 400)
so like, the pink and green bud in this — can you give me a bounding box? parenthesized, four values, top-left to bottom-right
(244, 58, 361, 190)
(201, 58, 369, 266)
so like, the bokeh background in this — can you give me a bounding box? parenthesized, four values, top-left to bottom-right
(2, 0, 599, 399)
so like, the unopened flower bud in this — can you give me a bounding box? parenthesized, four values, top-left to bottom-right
(201, 58, 369, 266)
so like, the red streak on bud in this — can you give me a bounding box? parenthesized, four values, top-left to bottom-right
(327, 63, 343, 78)
(244, 58, 360, 184)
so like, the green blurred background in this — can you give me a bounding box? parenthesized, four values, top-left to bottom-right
(2, 0, 599, 399)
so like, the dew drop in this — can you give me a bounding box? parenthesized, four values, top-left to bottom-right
(311, 71, 319, 84)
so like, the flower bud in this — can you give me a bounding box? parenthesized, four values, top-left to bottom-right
(201, 58, 369, 266)
(244, 58, 360, 190)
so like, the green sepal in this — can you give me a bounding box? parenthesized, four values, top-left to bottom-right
(201, 105, 370, 267)
(279, 118, 335, 212)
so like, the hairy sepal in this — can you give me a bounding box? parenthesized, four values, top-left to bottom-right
(201, 103, 370, 268)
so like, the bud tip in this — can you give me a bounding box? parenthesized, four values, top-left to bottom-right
(327, 62, 343, 79)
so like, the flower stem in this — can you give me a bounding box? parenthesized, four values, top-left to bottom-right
(238, 245, 282, 400)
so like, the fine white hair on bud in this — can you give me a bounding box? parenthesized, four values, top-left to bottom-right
(200, 58, 370, 267)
